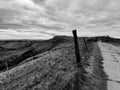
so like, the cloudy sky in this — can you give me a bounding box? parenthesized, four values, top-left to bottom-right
(0, 0, 120, 39)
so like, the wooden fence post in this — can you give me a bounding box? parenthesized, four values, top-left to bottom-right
(72, 30, 82, 68)
(5, 61, 8, 71)
(83, 37, 88, 51)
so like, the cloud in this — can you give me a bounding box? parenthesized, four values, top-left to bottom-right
(0, 0, 120, 39)
(0, 28, 53, 39)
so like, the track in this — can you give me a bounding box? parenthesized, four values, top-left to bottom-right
(98, 41, 120, 90)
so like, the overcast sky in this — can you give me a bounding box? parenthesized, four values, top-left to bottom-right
(0, 0, 120, 39)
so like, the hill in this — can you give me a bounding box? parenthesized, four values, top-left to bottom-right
(0, 35, 117, 90)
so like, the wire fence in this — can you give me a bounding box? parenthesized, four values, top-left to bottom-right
(0, 44, 75, 72)
(1, 44, 77, 90)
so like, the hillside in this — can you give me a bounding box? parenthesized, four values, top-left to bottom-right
(0, 36, 115, 90)
(0, 36, 73, 71)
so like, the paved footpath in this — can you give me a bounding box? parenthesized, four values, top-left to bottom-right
(98, 42, 120, 90)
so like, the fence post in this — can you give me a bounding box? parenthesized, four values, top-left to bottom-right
(5, 61, 8, 71)
(83, 37, 88, 51)
(72, 30, 82, 68)
(5, 60, 13, 89)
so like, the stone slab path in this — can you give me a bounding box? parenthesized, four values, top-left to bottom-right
(98, 42, 120, 90)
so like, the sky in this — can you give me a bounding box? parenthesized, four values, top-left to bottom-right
(0, 0, 120, 39)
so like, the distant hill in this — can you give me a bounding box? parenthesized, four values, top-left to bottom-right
(87, 36, 120, 42)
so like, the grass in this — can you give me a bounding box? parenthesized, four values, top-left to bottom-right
(82, 42, 108, 90)
(0, 36, 110, 90)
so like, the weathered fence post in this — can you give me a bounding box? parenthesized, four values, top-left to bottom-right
(49, 50, 52, 59)
(72, 30, 82, 68)
(5, 61, 8, 71)
(83, 37, 88, 51)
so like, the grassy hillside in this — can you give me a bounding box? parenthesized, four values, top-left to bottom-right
(0, 36, 111, 90)
(0, 36, 73, 71)
(0, 36, 90, 90)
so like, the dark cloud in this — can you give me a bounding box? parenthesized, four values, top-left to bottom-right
(0, 8, 18, 19)
(33, 0, 46, 5)
(0, 24, 28, 29)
